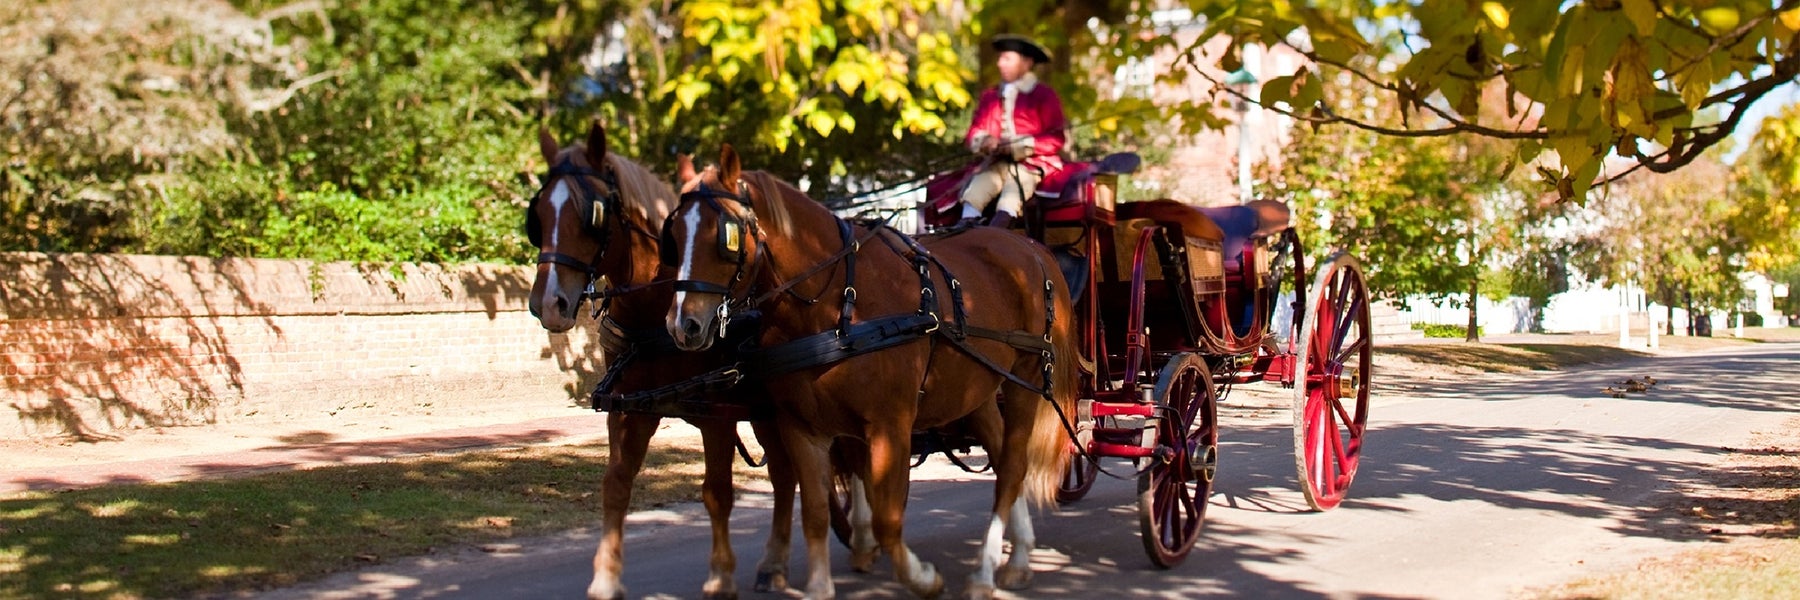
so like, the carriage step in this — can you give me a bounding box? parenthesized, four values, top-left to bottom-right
(1091, 427, 1142, 445)
(1088, 439, 1156, 459)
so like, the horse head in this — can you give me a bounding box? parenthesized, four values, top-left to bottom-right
(663, 144, 769, 351)
(526, 121, 670, 332)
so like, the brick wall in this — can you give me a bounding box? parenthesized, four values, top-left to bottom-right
(1, 252, 604, 440)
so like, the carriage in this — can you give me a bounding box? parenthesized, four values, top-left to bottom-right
(531, 121, 1373, 598)
(922, 154, 1375, 567)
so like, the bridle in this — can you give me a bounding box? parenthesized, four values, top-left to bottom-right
(664, 179, 764, 299)
(525, 155, 659, 303)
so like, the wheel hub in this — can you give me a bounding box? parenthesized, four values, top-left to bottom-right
(1189, 443, 1217, 483)
(1336, 365, 1359, 397)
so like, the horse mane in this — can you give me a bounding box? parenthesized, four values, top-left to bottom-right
(579, 148, 677, 228)
(742, 170, 797, 237)
(684, 165, 798, 237)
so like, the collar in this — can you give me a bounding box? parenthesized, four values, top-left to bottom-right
(1001, 72, 1038, 95)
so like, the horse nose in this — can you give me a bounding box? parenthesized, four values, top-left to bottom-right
(552, 294, 572, 318)
(680, 317, 704, 340)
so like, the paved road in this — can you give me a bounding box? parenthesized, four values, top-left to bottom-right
(257, 343, 1800, 599)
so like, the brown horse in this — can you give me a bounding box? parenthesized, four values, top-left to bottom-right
(661, 145, 1078, 599)
(526, 122, 797, 599)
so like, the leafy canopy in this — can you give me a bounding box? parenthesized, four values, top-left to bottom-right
(1168, 1, 1800, 199)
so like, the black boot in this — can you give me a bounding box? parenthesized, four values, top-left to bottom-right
(987, 211, 1014, 230)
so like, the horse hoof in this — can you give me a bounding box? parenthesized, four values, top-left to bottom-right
(754, 570, 788, 593)
(995, 565, 1033, 590)
(850, 549, 878, 573)
(585, 582, 625, 600)
(702, 591, 738, 600)
(908, 562, 945, 598)
(963, 581, 997, 600)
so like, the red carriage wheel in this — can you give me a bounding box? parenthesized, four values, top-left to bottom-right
(1137, 352, 1219, 568)
(1056, 443, 1100, 503)
(1292, 251, 1372, 511)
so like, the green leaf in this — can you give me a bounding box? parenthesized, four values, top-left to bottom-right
(1259, 74, 1297, 107)
(674, 79, 712, 109)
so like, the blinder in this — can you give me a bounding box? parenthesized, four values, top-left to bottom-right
(523, 156, 614, 249)
(661, 181, 755, 269)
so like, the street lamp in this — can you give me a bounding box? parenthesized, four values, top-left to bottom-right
(1225, 67, 1257, 204)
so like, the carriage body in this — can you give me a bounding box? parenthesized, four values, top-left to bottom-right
(926, 158, 1374, 568)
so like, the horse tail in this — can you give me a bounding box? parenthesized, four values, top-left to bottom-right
(1022, 271, 1080, 508)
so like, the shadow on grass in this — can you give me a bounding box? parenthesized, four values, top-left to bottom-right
(0, 438, 752, 600)
(4, 422, 610, 494)
(1380, 342, 1651, 373)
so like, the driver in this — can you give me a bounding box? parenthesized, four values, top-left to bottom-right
(953, 34, 1068, 230)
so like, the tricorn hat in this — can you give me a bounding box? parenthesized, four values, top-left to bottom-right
(991, 34, 1051, 65)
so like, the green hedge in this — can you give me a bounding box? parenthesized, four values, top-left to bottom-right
(1412, 323, 1483, 338)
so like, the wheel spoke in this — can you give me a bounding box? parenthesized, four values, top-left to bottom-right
(1330, 289, 1364, 353)
(1326, 405, 1351, 471)
(1332, 335, 1368, 367)
(1330, 393, 1358, 433)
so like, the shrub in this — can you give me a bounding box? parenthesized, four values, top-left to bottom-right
(1419, 323, 1481, 338)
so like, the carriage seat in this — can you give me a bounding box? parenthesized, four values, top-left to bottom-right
(1196, 200, 1291, 271)
(1113, 199, 1225, 242)
(1037, 152, 1142, 222)
(924, 153, 1142, 227)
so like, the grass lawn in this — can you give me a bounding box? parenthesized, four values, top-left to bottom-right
(0, 439, 763, 599)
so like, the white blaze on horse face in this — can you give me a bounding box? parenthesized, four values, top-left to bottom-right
(547, 180, 571, 248)
(545, 180, 573, 296)
(672, 202, 704, 313)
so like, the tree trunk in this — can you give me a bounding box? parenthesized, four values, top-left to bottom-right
(1466, 274, 1481, 343)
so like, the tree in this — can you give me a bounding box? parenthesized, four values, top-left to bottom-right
(587, 0, 979, 196)
(1263, 83, 1515, 340)
(1735, 100, 1800, 272)
(1598, 152, 1746, 320)
(0, 0, 304, 253)
(1096, 1, 1800, 199)
(135, 0, 571, 264)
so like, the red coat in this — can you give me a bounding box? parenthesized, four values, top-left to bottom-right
(964, 76, 1071, 196)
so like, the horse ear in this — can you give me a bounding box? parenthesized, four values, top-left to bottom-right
(719, 143, 741, 191)
(538, 126, 559, 164)
(676, 153, 697, 184)
(585, 120, 607, 167)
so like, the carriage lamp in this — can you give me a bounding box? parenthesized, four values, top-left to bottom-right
(1225, 68, 1258, 204)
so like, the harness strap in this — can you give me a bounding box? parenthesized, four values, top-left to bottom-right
(837, 218, 858, 336)
(939, 332, 1053, 397)
(747, 313, 940, 376)
(592, 363, 764, 420)
(735, 432, 769, 468)
(963, 325, 1054, 355)
(674, 279, 734, 296)
(537, 252, 599, 277)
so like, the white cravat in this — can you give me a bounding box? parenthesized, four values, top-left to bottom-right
(1001, 82, 1018, 140)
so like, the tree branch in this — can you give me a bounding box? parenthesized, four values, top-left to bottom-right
(1188, 63, 1551, 140)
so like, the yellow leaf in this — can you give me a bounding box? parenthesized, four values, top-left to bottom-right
(1783, 8, 1800, 31)
(837, 113, 856, 134)
(807, 111, 837, 136)
(1620, 0, 1656, 36)
(835, 63, 861, 94)
(1698, 7, 1740, 35)
(1481, 2, 1510, 29)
